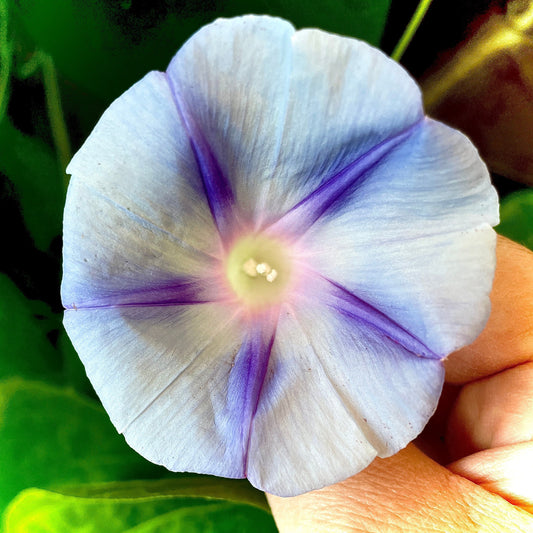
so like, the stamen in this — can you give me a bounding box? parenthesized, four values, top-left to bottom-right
(266, 269, 278, 283)
(242, 258, 258, 277)
(256, 262, 271, 275)
(226, 235, 291, 307)
(242, 259, 278, 283)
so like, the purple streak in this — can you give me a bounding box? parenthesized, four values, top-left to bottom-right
(268, 121, 422, 238)
(164, 73, 238, 244)
(63, 277, 215, 310)
(225, 312, 278, 476)
(321, 275, 442, 360)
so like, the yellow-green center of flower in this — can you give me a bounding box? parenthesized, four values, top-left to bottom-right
(226, 235, 292, 307)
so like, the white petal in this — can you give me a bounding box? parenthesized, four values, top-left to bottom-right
(166, 16, 294, 227)
(247, 302, 444, 496)
(61, 178, 222, 308)
(62, 72, 221, 307)
(166, 16, 422, 226)
(64, 304, 253, 478)
(300, 119, 499, 356)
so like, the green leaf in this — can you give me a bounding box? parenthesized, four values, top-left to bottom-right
(0, 274, 96, 394)
(3, 488, 182, 533)
(496, 189, 533, 251)
(2, 487, 277, 533)
(0, 119, 64, 251)
(52, 478, 269, 511)
(2, 477, 272, 532)
(0, 378, 170, 514)
(124, 504, 276, 533)
(0, 274, 61, 380)
(56, 327, 94, 396)
(219, 0, 392, 46)
(12, 0, 391, 104)
(12, 0, 211, 101)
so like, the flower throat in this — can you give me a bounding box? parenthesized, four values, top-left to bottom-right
(226, 235, 291, 307)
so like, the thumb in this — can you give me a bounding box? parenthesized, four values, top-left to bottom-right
(267, 444, 533, 532)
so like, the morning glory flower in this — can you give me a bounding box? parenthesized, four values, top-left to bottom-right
(61, 15, 499, 497)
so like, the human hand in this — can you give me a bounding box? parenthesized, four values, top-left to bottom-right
(267, 235, 533, 532)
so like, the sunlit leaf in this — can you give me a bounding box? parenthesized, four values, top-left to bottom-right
(496, 189, 533, 251)
(2, 486, 276, 533)
(0, 274, 60, 380)
(422, 0, 533, 186)
(0, 119, 64, 251)
(3, 489, 183, 533)
(0, 379, 171, 514)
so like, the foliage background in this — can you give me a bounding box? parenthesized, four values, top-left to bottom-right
(1, 0, 531, 530)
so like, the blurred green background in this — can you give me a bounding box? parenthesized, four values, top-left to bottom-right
(1, 0, 532, 531)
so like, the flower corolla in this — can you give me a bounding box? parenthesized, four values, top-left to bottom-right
(62, 15, 499, 496)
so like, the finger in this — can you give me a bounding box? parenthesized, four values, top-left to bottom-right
(444, 235, 533, 384)
(447, 362, 533, 458)
(267, 445, 533, 532)
(445, 362, 533, 508)
(448, 442, 533, 514)
(411, 236, 533, 462)
(441, 237, 533, 508)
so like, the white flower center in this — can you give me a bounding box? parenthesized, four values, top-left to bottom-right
(226, 235, 291, 307)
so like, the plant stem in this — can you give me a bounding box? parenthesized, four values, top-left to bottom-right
(41, 52, 72, 188)
(0, 0, 12, 121)
(17, 49, 47, 79)
(18, 49, 72, 187)
(391, 0, 434, 62)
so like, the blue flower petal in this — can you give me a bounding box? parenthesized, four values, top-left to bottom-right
(166, 16, 423, 228)
(247, 301, 444, 496)
(62, 72, 222, 308)
(62, 16, 499, 498)
(296, 119, 499, 356)
(63, 304, 276, 479)
(166, 16, 294, 231)
(319, 275, 441, 359)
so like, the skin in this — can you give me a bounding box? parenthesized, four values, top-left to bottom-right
(268, 235, 533, 532)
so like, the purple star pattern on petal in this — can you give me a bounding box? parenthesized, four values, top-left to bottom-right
(61, 15, 499, 496)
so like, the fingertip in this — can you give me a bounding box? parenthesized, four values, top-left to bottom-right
(448, 442, 533, 514)
(447, 362, 533, 459)
(445, 235, 533, 384)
